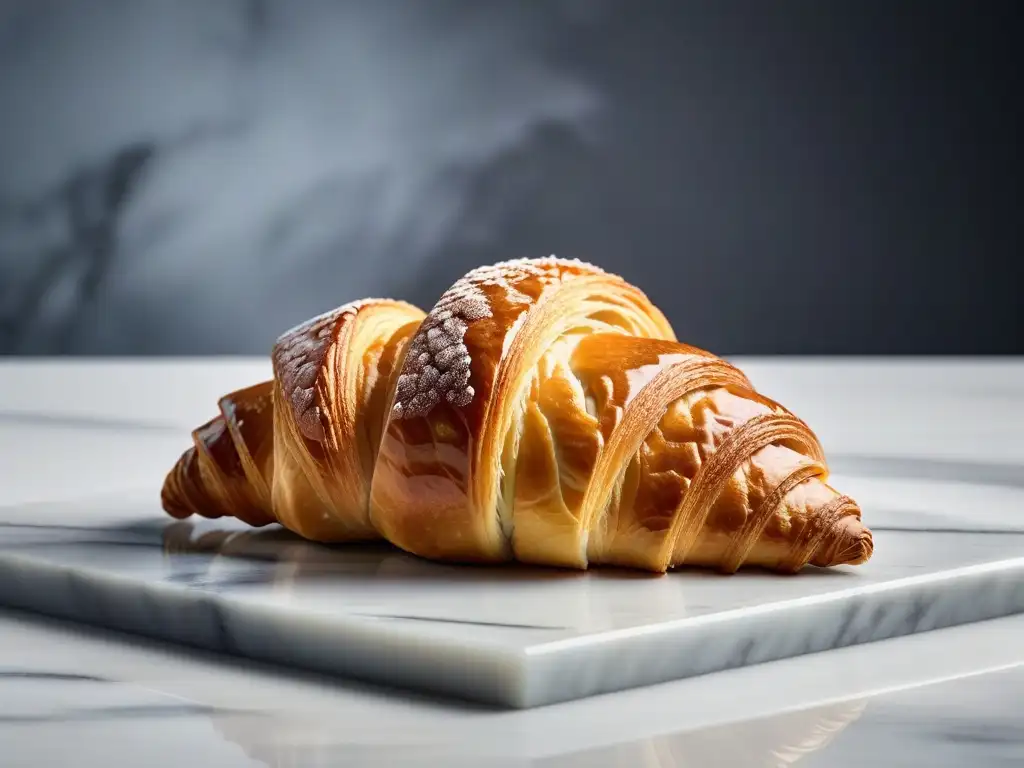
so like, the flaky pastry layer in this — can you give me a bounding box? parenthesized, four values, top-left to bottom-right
(163, 257, 872, 574)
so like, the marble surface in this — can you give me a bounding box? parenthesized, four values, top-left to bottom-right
(2, 359, 1024, 707)
(2, 358, 1023, 757)
(1, 466, 1023, 707)
(2, 608, 1023, 767)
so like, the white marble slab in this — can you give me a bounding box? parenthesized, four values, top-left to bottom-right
(2, 359, 1023, 709)
(1, 477, 1022, 709)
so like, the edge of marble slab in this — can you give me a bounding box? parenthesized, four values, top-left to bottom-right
(0, 551, 529, 707)
(520, 556, 1024, 706)
(1, 548, 1023, 709)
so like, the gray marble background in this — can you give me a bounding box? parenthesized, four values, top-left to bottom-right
(1, 1, 1020, 356)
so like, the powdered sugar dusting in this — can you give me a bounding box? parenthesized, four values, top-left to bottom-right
(392, 286, 489, 420)
(391, 256, 607, 420)
(272, 298, 381, 441)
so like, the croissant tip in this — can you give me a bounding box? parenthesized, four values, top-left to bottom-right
(160, 482, 193, 520)
(811, 511, 874, 568)
(841, 523, 874, 567)
(852, 525, 874, 565)
(160, 448, 196, 520)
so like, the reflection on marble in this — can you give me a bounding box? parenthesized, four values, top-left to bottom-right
(793, 669, 1024, 768)
(203, 696, 872, 767)
(3, 672, 1018, 768)
(3, 606, 1024, 767)
(544, 667, 1024, 768)
(0, 488, 1022, 708)
(540, 699, 872, 767)
(2, 606, 1022, 768)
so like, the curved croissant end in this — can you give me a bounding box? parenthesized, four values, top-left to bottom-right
(162, 257, 873, 574)
(161, 381, 277, 529)
(162, 297, 425, 541)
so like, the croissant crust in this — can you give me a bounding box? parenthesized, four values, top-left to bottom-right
(162, 257, 873, 574)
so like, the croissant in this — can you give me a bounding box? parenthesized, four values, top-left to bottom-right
(162, 257, 873, 574)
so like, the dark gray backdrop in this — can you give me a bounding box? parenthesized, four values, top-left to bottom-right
(1, 1, 1020, 356)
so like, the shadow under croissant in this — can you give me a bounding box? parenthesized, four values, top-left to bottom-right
(160, 519, 589, 584)
(202, 695, 869, 767)
(160, 519, 859, 582)
(161, 519, 680, 633)
(159, 518, 858, 637)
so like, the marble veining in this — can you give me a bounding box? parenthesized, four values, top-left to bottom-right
(544, 665, 1024, 768)
(0, 488, 1022, 708)
(3, 359, 1024, 709)
(2, 610, 1022, 767)
(0, 4, 602, 357)
(0, 668, 245, 724)
(2, 356, 1023, 763)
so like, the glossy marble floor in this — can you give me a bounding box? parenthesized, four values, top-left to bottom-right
(1, 358, 1022, 765)
(2, 609, 1022, 767)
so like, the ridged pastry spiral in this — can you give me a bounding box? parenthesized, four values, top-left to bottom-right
(162, 257, 873, 574)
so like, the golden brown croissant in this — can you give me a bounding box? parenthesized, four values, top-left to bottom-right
(162, 257, 873, 574)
